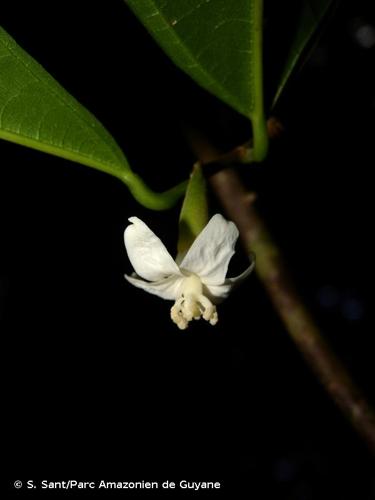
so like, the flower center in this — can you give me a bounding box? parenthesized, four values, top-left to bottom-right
(170, 274, 218, 330)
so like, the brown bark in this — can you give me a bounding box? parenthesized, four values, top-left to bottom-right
(189, 133, 375, 453)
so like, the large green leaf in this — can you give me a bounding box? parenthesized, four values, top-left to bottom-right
(272, 0, 335, 106)
(126, 0, 268, 161)
(0, 26, 185, 210)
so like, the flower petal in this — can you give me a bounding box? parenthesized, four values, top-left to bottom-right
(225, 256, 255, 285)
(125, 273, 184, 301)
(203, 283, 232, 303)
(179, 214, 239, 285)
(204, 257, 255, 303)
(124, 217, 181, 281)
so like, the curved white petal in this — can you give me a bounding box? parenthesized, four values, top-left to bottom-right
(180, 214, 239, 285)
(203, 283, 232, 304)
(124, 217, 181, 281)
(204, 257, 255, 303)
(226, 257, 255, 285)
(125, 273, 184, 301)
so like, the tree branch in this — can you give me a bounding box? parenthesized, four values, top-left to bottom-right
(189, 134, 375, 454)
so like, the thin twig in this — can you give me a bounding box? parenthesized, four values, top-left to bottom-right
(189, 133, 375, 454)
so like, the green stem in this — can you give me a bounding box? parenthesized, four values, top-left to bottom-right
(120, 171, 187, 211)
(251, 0, 268, 161)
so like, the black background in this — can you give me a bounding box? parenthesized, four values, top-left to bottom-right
(1, 0, 375, 498)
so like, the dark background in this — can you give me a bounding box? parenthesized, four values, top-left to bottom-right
(1, 0, 374, 498)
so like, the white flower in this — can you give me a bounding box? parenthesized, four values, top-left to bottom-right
(124, 214, 254, 329)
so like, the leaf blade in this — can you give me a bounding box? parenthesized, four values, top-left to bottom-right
(272, 0, 335, 106)
(0, 26, 129, 179)
(0, 26, 187, 210)
(126, 0, 268, 161)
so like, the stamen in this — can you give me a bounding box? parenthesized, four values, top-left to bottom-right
(170, 274, 219, 329)
(170, 297, 188, 330)
(199, 294, 218, 325)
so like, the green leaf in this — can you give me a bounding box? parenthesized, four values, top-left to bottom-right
(178, 162, 208, 256)
(272, 0, 335, 106)
(0, 27, 128, 178)
(126, 0, 268, 161)
(0, 26, 186, 210)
